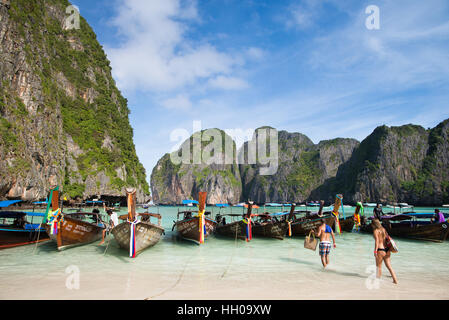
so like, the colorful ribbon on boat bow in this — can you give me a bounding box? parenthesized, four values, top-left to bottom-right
(243, 217, 252, 242)
(47, 209, 62, 235)
(332, 195, 343, 235)
(287, 220, 292, 237)
(128, 218, 138, 258)
(354, 202, 363, 230)
(198, 210, 206, 244)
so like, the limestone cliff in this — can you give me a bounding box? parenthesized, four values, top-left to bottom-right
(313, 121, 449, 205)
(239, 128, 359, 203)
(0, 0, 149, 202)
(151, 130, 242, 204)
(151, 121, 449, 205)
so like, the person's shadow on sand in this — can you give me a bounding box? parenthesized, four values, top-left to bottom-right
(281, 257, 367, 279)
(280, 257, 315, 266)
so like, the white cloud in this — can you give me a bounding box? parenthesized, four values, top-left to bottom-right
(105, 0, 258, 94)
(208, 76, 249, 90)
(245, 47, 266, 61)
(284, 0, 323, 30)
(160, 94, 192, 110)
(305, 0, 449, 89)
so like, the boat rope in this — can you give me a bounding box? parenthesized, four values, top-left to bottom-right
(144, 250, 198, 300)
(103, 233, 112, 256)
(102, 207, 112, 256)
(338, 195, 346, 220)
(220, 222, 239, 279)
(31, 224, 46, 255)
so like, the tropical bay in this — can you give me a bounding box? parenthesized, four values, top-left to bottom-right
(1, 0, 449, 303)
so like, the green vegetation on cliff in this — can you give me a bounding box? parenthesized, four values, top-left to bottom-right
(6, 0, 149, 196)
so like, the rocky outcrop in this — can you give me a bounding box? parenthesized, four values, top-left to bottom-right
(0, 0, 149, 202)
(151, 126, 359, 204)
(239, 128, 359, 203)
(151, 120, 449, 205)
(151, 130, 242, 204)
(313, 121, 449, 205)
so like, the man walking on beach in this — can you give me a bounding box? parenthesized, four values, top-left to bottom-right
(313, 219, 336, 268)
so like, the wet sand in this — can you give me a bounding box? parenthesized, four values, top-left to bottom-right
(1, 242, 448, 300)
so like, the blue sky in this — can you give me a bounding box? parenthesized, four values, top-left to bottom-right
(71, 0, 449, 186)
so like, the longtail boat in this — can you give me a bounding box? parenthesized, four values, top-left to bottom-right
(44, 187, 106, 251)
(329, 194, 350, 233)
(338, 217, 355, 232)
(172, 192, 217, 244)
(287, 201, 334, 236)
(215, 202, 253, 240)
(360, 213, 449, 242)
(251, 215, 287, 240)
(0, 200, 49, 249)
(111, 188, 164, 258)
(251, 204, 295, 240)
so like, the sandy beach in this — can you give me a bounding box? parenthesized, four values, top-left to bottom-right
(1, 228, 448, 300)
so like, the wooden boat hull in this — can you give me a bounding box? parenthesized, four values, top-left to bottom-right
(290, 215, 335, 236)
(252, 221, 288, 240)
(215, 220, 247, 240)
(174, 217, 216, 244)
(336, 217, 355, 232)
(361, 220, 449, 242)
(44, 216, 105, 250)
(111, 221, 164, 256)
(0, 227, 49, 249)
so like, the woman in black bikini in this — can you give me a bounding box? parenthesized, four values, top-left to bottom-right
(372, 219, 398, 284)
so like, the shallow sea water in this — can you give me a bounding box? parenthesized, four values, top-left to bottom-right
(1, 206, 448, 300)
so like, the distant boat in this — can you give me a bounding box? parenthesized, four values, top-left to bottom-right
(215, 204, 230, 208)
(182, 199, 199, 207)
(386, 205, 400, 209)
(0, 200, 49, 249)
(265, 203, 283, 207)
(44, 187, 105, 251)
(363, 203, 377, 207)
(112, 188, 164, 258)
(139, 200, 155, 209)
(443, 204, 449, 208)
(306, 202, 321, 207)
(233, 203, 245, 207)
(173, 192, 216, 244)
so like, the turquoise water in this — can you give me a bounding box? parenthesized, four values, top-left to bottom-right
(0, 206, 448, 300)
